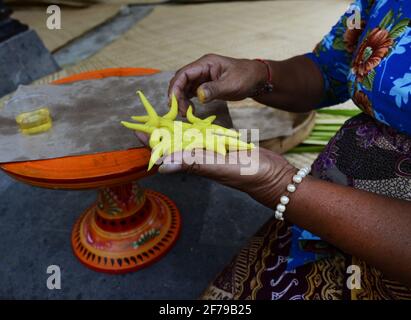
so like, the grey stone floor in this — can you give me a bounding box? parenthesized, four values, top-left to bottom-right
(0, 170, 272, 299)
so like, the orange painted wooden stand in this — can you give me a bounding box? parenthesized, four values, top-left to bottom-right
(0, 68, 181, 274)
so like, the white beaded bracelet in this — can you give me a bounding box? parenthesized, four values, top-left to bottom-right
(274, 166, 311, 221)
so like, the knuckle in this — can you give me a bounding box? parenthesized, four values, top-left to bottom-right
(201, 53, 216, 60)
(173, 67, 185, 79)
(174, 63, 194, 78)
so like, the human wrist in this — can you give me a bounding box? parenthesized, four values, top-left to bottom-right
(249, 59, 274, 97)
(250, 58, 269, 84)
(271, 164, 298, 202)
(273, 166, 311, 221)
(241, 59, 270, 97)
(256, 163, 297, 211)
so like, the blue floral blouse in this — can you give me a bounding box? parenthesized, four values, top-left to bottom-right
(289, 0, 411, 270)
(306, 0, 411, 136)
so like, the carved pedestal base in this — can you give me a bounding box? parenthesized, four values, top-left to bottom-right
(71, 182, 181, 274)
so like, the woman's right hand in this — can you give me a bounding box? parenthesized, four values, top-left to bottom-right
(168, 54, 268, 115)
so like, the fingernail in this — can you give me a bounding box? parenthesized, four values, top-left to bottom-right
(158, 163, 183, 174)
(197, 87, 209, 103)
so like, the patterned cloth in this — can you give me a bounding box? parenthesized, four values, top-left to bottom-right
(307, 0, 411, 136)
(200, 114, 411, 300)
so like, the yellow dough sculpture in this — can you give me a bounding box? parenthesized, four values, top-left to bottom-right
(121, 91, 254, 171)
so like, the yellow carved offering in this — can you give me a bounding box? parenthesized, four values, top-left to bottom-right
(16, 108, 53, 135)
(121, 91, 254, 171)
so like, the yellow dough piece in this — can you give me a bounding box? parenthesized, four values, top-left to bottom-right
(16, 108, 53, 135)
(121, 91, 254, 171)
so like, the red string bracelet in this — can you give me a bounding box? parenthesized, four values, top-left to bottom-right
(253, 59, 274, 97)
(255, 59, 272, 82)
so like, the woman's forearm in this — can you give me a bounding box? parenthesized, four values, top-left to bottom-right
(254, 55, 325, 113)
(277, 175, 411, 286)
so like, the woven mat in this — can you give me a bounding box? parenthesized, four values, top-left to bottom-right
(7, 0, 167, 5)
(6, 1, 92, 8)
(11, 4, 122, 52)
(29, 0, 351, 82)
(71, 0, 351, 70)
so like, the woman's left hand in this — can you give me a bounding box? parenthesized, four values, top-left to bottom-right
(157, 147, 296, 209)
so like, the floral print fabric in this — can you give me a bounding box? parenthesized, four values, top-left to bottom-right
(307, 0, 411, 136)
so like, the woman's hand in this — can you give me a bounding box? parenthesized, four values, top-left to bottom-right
(158, 147, 296, 208)
(168, 54, 268, 114)
(169, 54, 326, 114)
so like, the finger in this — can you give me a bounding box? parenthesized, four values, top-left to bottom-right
(169, 65, 211, 114)
(157, 151, 184, 174)
(167, 86, 192, 115)
(159, 149, 228, 176)
(177, 96, 194, 116)
(197, 78, 233, 103)
(169, 75, 192, 115)
(169, 64, 207, 100)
